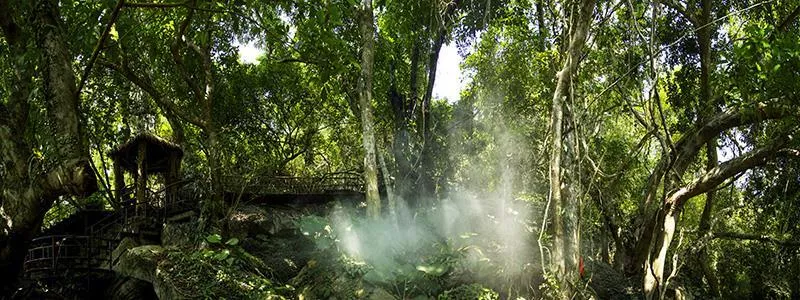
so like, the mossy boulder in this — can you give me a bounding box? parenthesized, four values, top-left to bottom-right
(291, 256, 377, 299)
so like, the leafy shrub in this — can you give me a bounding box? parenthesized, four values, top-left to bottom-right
(438, 284, 500, 300)
(156, 234, 293, 299)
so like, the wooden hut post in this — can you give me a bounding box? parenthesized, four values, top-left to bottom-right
(113, 162, 125, 205)
(136, 142, 148, 216)
(166, 151, 180, 206)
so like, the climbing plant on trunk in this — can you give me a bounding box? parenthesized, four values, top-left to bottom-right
(546, 0, 595, 297)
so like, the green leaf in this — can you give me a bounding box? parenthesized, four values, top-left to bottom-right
(416, 264, 447, 276)
(214, 249, 231, 261)
(459, 232, 478, 239)
(206, 234, 222, 244)
(225, 238, 239, 246)
(109, 24, 118, 41)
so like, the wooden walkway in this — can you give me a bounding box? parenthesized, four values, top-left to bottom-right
(221, 174, 364, 195)
(24, 174, 365, 279)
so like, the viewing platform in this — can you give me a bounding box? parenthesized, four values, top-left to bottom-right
(24, 133, 366, 284)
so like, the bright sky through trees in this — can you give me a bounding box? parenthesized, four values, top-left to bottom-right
(433, 43, 464, 103)
(237, 42, 464, 102)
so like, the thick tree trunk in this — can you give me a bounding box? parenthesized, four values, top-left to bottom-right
(200, 128, 226, 231)
(550, 88, 566, 282)
(0, 0, 97, 292)
(377, 147, 396, 216)
(632, 102, 796, 279)
(358, 0, 381, 219)
(644, 209, 677, 300)
(391, 120, 412, 207)
(643, 2, 720, 297)
(644, 142, 790, 299)
(417, 30, 445, 203)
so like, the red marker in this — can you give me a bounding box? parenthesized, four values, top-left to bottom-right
(579, 256, 585, 278)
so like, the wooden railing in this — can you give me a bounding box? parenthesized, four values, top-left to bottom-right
(116, 182, 198, 233)
(221, 174, 365, 195)
(24, 174, 360, 279)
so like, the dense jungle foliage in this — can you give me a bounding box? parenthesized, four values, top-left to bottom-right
(2, 0, 800, 299)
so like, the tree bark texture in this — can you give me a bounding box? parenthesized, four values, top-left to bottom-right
(0, 0, 97, 292)
(547, 0, 594, 298)
(644, 141, 794, 299)
(358, 0, 381, 219)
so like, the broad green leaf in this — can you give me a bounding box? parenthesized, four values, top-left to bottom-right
(214, 249, 231, 261)
(206, 234, 222, 244)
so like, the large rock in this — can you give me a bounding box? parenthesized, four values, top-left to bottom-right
(585, 259, 640, 300)
(113, 245, 165, 284)
(161, 221, 196, 247)
(228, 204, 319, 282)
(105, 275, 158, 300)
(227, 204, 307, 238)
(112, 245, 183, 299)
(291, 258, 371, 299)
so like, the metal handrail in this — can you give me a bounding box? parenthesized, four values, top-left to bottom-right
(221, 174, 365, 195)
(24, 235, 114, 275)
(25, 174, 362, 278)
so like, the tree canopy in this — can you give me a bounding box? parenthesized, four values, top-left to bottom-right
(2, 0, 800, 298)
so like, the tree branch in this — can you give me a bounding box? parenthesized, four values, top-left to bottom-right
(102, 60, 206, 128)
(643, 102, 798, 210)
(671, 105, 791, 179)
(778, 5, 800, 32)
(76, 0, 126, 96)
(276, 57, 317, 65)
(713, 231, 800, 247)
(658, 0, 695, 24)
(668, 144, 795, 209)
(169, 2, 204, 100)
(124, 0, 189, 8)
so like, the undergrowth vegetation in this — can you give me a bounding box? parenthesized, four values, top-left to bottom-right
(292, 203, 543, 299)
(157, 235, 292, 299)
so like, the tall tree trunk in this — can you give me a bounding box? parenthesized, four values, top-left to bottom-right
(378, 147, 395, 216)
(418, 0, 461, 203)
(547, 0, 594, 297)
(418, 31, 444, 203)
(390, 88, 412, 208)
(202, 127, 226, 231)
(550, 73, 566, 284)
(536, 0, 548, 51)
(696, 0, 720, 295)
(698, 140, 721, 297)
(644, 142, 787, 299)
(0, 0, 97, 292)
(358, 0, 380, 219)
(644, 1, 718, 297)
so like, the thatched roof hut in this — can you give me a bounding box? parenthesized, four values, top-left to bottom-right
(110, 133, 183, 207)
(110, 133, 183, 174)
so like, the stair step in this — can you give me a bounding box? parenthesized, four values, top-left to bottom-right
(167, 210, 196, 222)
